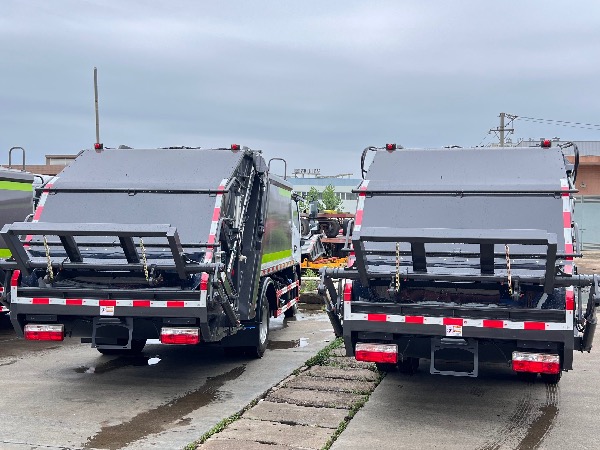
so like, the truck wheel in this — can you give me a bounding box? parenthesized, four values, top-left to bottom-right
(376, 363, 398, 372)
(249, 281, 271, 358)
(97, 339, 146, 356)
(398, 357, 419, 374)
(324, 219, 341, 238)
(300, 218, 310, 237)
(541, 372, 561, 384)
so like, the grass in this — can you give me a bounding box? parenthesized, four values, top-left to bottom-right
(183, 338, 384, 450)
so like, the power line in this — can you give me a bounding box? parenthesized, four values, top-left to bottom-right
(514, 115, 600, 131)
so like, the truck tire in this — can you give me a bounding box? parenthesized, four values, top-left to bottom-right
(541, 372, 561, 384)
(324, 219, 341, 238)
(300, 218, 310, 237)
(249, 280, 271, 358)
(97, 338, 146, 356)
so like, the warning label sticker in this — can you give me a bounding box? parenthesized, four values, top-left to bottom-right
(446, 325, 462, 337)
(100, 306, 115, 316)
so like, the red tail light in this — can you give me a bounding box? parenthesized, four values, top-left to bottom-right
(160, 327, 200, 345)
(94, 143, 103, 150)
(512, 351, 560, 374)
(24, 324, 64, 341)
(355, 342, 398, 364)
(11, 270, 21, 287)
(541, 139, 552, 148)
(231, 144, 240, 151)
(385, 143, 397, 152)
(343, 281, 353, 301)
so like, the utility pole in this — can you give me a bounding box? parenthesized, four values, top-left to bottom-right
(489, 112, 515, 147)
(94, 67, 101, 146)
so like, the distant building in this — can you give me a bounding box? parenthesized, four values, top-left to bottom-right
(1, 153, 79, 176)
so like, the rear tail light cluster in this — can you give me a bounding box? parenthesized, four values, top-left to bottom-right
(160, 327, 200, 345)
(512, 351, 560, 374)
(24, 324, 64, 341)
(355, 342, 398, 364)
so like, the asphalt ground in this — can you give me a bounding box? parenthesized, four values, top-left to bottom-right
(0, 309, 334, 450)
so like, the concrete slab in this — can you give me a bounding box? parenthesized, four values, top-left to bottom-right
(214, 418, 331, 449)
(199, 438, 301, 450)
(267, 387, 363, 409)
(329, 347, 348, 357)
(245, 400, 348, 429)
(285, 374, 376, 394)
(307, 365, 379, 382)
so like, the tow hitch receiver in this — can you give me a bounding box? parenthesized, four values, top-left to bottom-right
(24, 324, 64, 341)
(512, 351, 560, 374)
(160, 327, 200, 345)
(430, 338, 479, 378)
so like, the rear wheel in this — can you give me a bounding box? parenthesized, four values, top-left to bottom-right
(398, 357, 419, 374)
(541, 372, 561, 384)
(248, 280, 271, 358)
(376, 363, 398, 372)
(97, 338, 146, 356)
(517, 372, 538, 382)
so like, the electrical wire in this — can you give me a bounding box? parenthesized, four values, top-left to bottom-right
(514, 115, 600, 131)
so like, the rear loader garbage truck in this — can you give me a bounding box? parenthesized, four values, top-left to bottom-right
(320, 142, 598, 383)
(0, 145, 301, 357)
(1, 147, 35, 313)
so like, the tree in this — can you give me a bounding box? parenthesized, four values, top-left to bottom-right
(321, 184, 343, 212)
(299, 186, 324, 212)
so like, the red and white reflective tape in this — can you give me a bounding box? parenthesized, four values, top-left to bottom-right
(343, 281, 353, 321)
(275, 297, 298, 318)
(560, 178, 575, 330)
(25, 177, 59, 243)
(345, 308, 570, 331)
(11, 297, 201, 308)
(260, 259, 295, 276)
(276, 280, 300, 299)
(353, 180, 369, 233)
(199, 178, 228, 308)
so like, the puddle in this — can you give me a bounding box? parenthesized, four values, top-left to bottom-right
(83, 365, 246, 449)
(268, 337, 309, 350)
(74, 355, 162, 374)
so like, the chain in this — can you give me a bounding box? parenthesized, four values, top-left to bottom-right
(43, 236, 54, 282)
(395, 242, 400, 291)
(505, 244, 512, 295)
(140, 238, 149, 281)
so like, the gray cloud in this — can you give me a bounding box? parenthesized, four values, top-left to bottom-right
(1, 1, 599, 176)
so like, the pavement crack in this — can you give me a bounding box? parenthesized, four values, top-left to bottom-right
(82, 365, 246, 450)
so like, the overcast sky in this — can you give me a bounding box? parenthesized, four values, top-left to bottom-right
(1, 1, 599, 177)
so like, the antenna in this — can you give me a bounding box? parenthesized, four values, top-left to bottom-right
(93, 67, 103, 149)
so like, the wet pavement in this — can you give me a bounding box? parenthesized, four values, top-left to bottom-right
(331, 346, 600, 450)
(0, 308, 334, 450)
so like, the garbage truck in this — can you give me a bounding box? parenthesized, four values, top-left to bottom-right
(320, 141, 598, 383)
(0, 148, 35, 313)
(1, 145, 301, 357)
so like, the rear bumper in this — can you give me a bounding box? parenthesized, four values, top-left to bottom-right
(342, 302, 576, 370)
(9, 301, 206, 338)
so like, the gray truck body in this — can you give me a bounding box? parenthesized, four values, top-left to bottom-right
(1, 147, 301, 353)
(321, 145, 598, 379)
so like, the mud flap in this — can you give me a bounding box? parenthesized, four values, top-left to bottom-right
(430, 337, 479, 378)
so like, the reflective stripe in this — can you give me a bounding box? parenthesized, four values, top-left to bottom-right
(13, 297, 202, 307)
